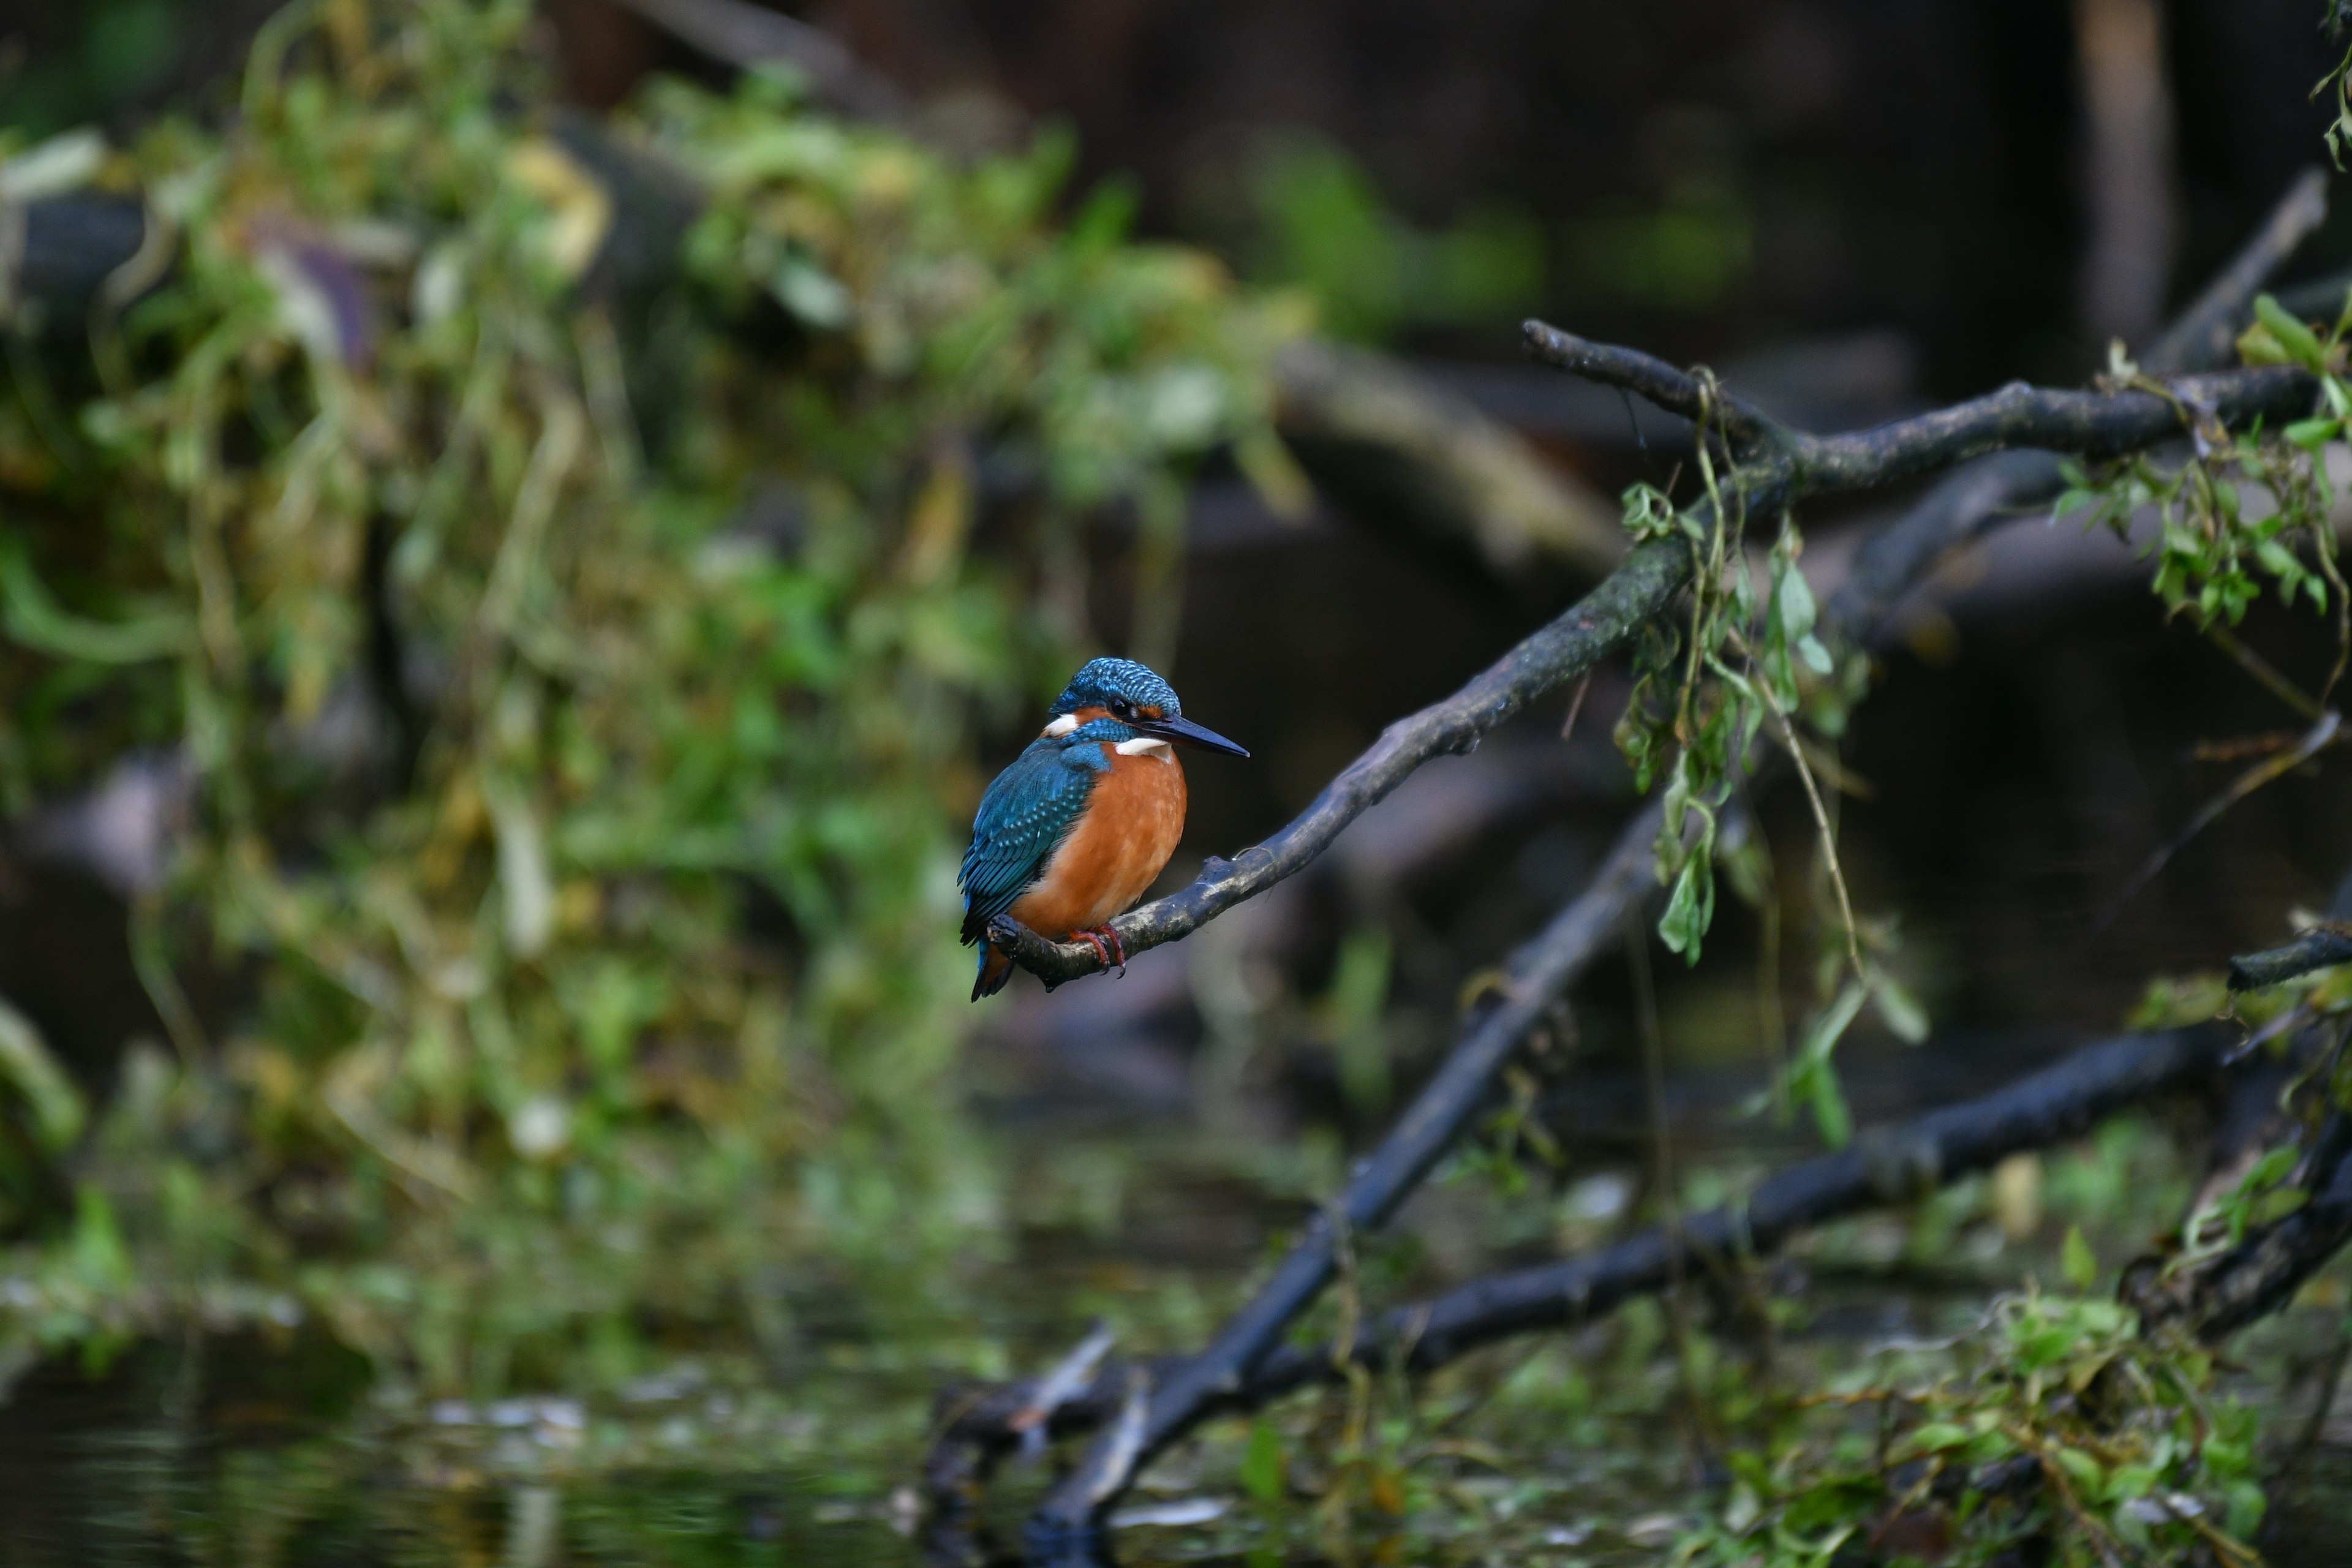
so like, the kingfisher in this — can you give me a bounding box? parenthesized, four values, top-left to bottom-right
(960, 657, 1250, 1000)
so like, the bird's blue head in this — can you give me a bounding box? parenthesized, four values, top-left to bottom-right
(1050, 658, 1181, 721)
(1044, 657, 1248, 757)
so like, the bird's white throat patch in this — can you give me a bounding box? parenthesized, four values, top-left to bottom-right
(1042, 713, 1079, 737)
(1114, 736, 1174, 761)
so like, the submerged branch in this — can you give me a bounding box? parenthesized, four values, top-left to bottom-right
(1022, 791, 1665, 1520)
(933, 1028, 2232, 1497)
(1263, 1029, 2231, 1391)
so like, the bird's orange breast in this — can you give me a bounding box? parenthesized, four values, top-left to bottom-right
(1007, 743, 1188, 937)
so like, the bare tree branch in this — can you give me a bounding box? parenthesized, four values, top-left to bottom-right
(1521, 321, 1788, 451)
(2228, 925, 2352, 990)
(991, 357, 2318, 994)
(984, 533, 1693, 986)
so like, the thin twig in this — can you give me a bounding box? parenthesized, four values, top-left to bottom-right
(1770, 697, 1864, 982)
(2094, 709, 2342, 933)
(2203, 621, 2325, 721)
(1523, 322, 1787, 454)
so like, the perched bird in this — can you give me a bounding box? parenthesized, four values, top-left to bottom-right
(960, 657, 1249, 1000)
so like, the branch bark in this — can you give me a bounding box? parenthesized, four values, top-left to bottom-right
(1521, 321, 1786, 451)
(2145, 168, 2329, 374)
(2227, 925, 2352, 990)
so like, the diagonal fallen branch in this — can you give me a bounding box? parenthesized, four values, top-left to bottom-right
(973, 175, 2337, 1531)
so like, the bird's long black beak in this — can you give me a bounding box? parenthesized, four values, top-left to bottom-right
(1138, 714, 1250, 758)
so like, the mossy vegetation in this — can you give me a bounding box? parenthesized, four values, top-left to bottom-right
(0, 0, 1295, 1393)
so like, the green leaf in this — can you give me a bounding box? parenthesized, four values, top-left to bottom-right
(1906, 1422, 1970, 1453)
(0, 994, 85, 1152)
(2254, 295, 2328, 372)
(2061, 1224, 2097, 1291)
(2242, 1144, 2299, 1192)
(1774, 556, 1818, 643)
(1871, 974, 1929, 1045)
(2286, 416, 2341, 451)
(1240, 1419, 1285, 1504)
(1806, 1061, 1852, 1149)
(2237, 321, 2294, 366)
(1798, 979, 1869, 1067)
(2255, 538, 2302, 580)
(1657, 856, 1716, 963)
(2053, 1446, 2105, 1494)
(2224, 1478, 2266, 1540)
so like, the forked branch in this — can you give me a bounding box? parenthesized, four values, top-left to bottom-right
(974, 174, 2337, 1533)
(991, 358, 2320, 992)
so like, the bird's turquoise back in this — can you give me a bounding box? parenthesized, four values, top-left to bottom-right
(957, 727, 1115, 944)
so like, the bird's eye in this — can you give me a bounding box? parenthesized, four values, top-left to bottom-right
(1112, 698, 1133, 718)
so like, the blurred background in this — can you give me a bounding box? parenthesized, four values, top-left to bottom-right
(0, 1, 2349, 1562)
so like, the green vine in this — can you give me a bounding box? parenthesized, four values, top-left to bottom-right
(1611, 388, 1916, 1148)
(2058, 308, 2352, 702)
(0, 0, 1297, 1386)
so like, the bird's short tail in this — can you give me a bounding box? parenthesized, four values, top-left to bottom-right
(971, 941, 1015, 1001)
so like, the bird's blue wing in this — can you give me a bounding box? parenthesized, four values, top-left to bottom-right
(959, 739, 1105, 943)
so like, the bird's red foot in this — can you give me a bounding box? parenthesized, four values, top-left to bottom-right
(1075, 925, 1127, 976)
